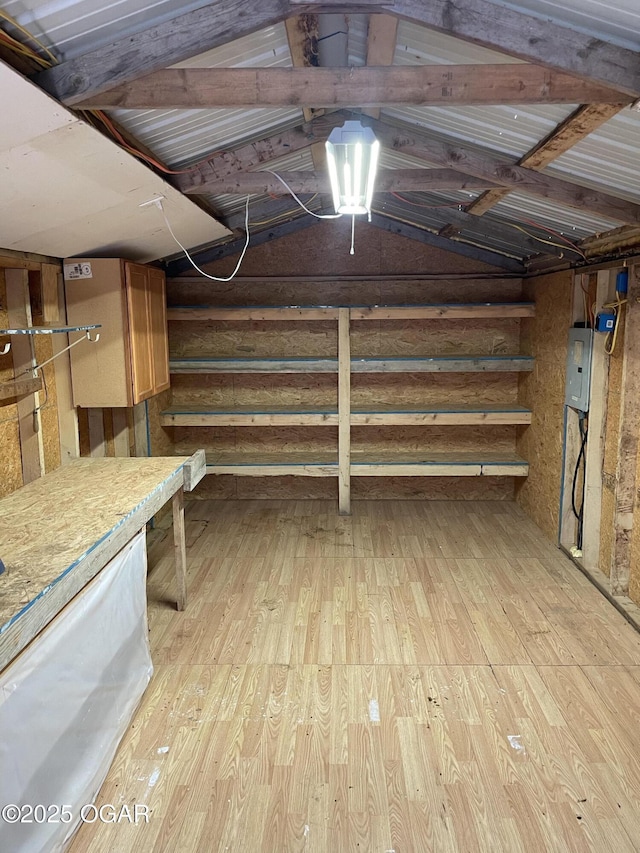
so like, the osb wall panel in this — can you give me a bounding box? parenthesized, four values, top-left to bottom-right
(174, 425, 338, 455)
(147, 389, 173, 457)
(168, 278, 524, 307)
(352, 374, 518, 407)
(350, 318, 520, 357)
(171, 374, 337, 409)
(515, 269, 573, 542)
(174, 218, 508, 283)
(189, 475, 514, 501)
(351, 425, 516, 454)
(170, 320, 337, 359)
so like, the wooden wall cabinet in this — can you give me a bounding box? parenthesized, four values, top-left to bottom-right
(64, 257, 170, 408)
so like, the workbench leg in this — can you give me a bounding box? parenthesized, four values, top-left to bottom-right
(172, 488, 187, 611)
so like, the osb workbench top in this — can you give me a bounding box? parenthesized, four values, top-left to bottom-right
(0, 455, 201, 671)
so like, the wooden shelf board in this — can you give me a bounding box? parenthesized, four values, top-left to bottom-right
(161, 404, 532, 427)
(166, 302, 535, 322)
(351, 302, 535, 320)
(169, 356, 533, 375)
(204, 452, 339, 477)
(350, 451, 529, 477)
(0, 376, 43, 402)
(161, 407, 339, 426)
(351, 404, 532, 425)
(170, 357, 338, 374)
(168, 306, 339, 321)
(351, 356, 534, 373)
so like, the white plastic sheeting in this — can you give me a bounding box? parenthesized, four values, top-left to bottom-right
(0, 531, 153, 853)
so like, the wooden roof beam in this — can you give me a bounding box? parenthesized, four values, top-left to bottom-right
(362, 14, 399, 120)
(293, 0, 640, 96)
(77, 65, 629, 110)
(187, 168, 502, 195)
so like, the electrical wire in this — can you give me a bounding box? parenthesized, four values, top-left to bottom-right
(0, 8, 57, 64)
(264, 171, 342, 219)
(602, 293, 627, 355)
(161, 195, 252, 281)
(390, 192, 470, 209)
(571, 412, 588, 551)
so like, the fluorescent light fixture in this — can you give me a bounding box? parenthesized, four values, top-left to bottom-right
(325, 121, 380, 216)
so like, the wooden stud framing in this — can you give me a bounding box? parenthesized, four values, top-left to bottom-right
(50, 270, 80, 463)
(338, 308, 351, 515)
(581, 270, 611, 572)
(610, 264, 640, 595)
(5, 268, 45, 484)
(88, 408, 107, 457)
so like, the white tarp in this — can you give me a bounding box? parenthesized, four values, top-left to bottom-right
(0, 531, 153, 852)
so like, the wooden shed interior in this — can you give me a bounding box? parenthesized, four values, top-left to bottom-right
(2, 1, 640, 850)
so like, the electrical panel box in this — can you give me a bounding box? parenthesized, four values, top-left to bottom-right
(565, 327, 593, 412)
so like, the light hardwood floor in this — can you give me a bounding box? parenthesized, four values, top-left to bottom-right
(69, 500, 640, 852)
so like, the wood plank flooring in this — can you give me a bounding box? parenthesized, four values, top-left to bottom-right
(69, 500, 640, 853)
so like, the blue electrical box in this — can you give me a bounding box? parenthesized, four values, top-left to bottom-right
(596, 312, 616, 332)
(565, 328, 593, 412)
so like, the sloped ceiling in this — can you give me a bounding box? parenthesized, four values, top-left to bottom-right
(2, 1, 640, 270)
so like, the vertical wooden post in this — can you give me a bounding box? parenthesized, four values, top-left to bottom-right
(610, 264, 640, 595)
(50, 268, 80, 463)
(581, 270, 611, 571)
(172, 487, 187, 611)
(133, 400, 149, 457)
(559, 272, 586, 550)
(338, 307, 351, 516)
(5, 268, 44, 484)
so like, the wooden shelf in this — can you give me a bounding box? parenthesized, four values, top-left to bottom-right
(170, 356, 533, 375)
(161, 404, 532, 427)
(0, 377, 43, 403)
(350, 302, 535, 320)
(162, 406, 339, 426)
(197, 451, 528, 478)
(350, 451, 529, 477)
(350, 404, 532, 425)
(203, 452, 339, 477)
(351, 356, 534, 373)
(167, 300, 534, 509)
(167, 302, 535, 322)
(170, 357, 338, 374)
(168, 305, 339, 321)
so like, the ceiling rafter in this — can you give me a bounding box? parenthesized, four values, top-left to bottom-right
(284, 14, 322, 123)
(76, 65, 628, 110)
(362, 14, 398, 120)
(364, 115, 640, 225)
(34, 0, 640, 107)
(464, 104, 625, 217)
(188, 169, 501, 195)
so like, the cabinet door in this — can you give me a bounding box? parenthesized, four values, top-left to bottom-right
(147, 267, 170, 393)
(125, 263, 154, 403)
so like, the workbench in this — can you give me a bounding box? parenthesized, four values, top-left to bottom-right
(0, 451, 205, 673)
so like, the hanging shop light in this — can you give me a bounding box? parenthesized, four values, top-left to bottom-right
(325, 120, 380, 217)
